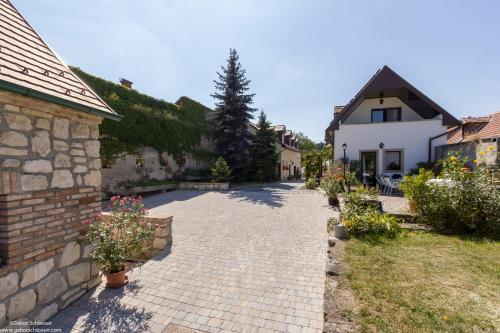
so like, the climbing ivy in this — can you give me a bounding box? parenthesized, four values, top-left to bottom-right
(70, 67, 212, 163)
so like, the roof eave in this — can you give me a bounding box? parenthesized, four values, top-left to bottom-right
(0, 80, 122, 121)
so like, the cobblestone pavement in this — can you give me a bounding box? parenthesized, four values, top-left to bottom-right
(50, 182, 336, 333)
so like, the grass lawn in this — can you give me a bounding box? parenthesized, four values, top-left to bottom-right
(346, 231, 500, 333)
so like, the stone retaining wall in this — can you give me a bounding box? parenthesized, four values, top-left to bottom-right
(177, 182, 229, 191)
(0, 92, 103, 327)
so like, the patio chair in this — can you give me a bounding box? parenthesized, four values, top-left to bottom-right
(383, 176, 400, 195)
(375, 175, 386, 193)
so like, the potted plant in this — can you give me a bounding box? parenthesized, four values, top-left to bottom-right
(320, 172, 343, 206)
(84, 195, 156, 288)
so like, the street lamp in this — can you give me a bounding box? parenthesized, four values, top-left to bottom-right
(342, 142, 347, 182)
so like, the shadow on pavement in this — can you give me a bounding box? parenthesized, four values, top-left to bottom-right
(141, 190, 207, 209)
(51, 281, 153, 333)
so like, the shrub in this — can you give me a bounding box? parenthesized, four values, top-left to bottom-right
(343, 210, 402, 238)
(401, 153, 500, 237)
(84, 196, 156, 274)
(305, 177, 317, 189)
(211, 157, 231, 182)
(341, 187, 401, 237)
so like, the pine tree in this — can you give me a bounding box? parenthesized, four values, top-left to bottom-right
(211, 49, 256, 181)
(211, 156, 231, 182)
(251, 111, 278, 181)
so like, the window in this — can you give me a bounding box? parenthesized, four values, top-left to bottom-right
(371, 108, 401, 123)
(384, 150, 403, 171)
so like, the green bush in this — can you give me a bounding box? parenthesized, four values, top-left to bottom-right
(401, 154, 500, 238)
(343, 210, 402, 238)
(211, 157, 231, 182)
(341, 187, 401, 237)
(305, 177, 317, 189)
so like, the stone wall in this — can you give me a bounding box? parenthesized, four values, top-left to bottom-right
(0, 91, 103, 327)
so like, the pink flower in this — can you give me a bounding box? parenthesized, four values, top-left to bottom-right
(83, 219, 92, 225)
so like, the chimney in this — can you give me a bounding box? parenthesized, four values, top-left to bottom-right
(119, 78, 133, 89)
(333, 105, 344, 118)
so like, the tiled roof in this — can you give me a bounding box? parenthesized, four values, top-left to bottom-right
(447, 111, 500, 144)
(0, 0, 119, 120)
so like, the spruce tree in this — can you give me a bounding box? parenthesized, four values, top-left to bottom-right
(251, 111, 278, 181)
(211, 49, 256, 181)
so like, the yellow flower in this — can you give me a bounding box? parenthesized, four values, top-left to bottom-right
(479, 151, 485, 156)
(487, 146, 494, 151)
(473, 159, 479, 164)
(443, 315, 449, 321)
(449, 156, 457, 162)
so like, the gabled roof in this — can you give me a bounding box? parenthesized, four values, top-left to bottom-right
(274, 125, 286, 132)
(326, 65, 459, 133)
(0, 0, 120, 120)
(448, 111, 500, 144)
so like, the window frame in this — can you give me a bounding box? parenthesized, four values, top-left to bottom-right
(371, 107, 402, 123)
(383, 149, 404, 172)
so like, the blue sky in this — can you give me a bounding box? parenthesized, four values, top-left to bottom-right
(14, 0, 500, 142)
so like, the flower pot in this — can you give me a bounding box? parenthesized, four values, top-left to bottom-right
(328, 197, 339, 206)
(105, 269, 128, 288)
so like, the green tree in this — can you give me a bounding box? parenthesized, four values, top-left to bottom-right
(295, 132, 317, 155)
(251, 111, 278, 181)
(211, 49, 256, 181)
(302, 147, 332, 181)
(211, 157, 231, 182)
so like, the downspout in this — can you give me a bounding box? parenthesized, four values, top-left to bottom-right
(428, 130, 451, 163)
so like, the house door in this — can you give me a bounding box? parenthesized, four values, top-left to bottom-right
(361, 151, 377, 186)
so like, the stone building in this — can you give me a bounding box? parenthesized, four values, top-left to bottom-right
(0, 1, 119, 327)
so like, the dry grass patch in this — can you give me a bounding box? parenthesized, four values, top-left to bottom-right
(346, 231, 500, 333)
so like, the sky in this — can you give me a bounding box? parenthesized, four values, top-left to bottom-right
(14, 0, 500, 142)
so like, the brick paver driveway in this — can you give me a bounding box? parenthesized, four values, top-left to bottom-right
(51, 182, 335, 333)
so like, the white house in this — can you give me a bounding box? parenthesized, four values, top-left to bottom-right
(325, 66, 460, 184)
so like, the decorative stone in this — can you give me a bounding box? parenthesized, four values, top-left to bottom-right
(61, 287, 80, 302)
(0, 131, 28, 147)
(2, 159, 21, 168)
(20, 258, 54, 288)
(62, 290, 85, 309)
(5, 114, 32, 131)
(82, 244, 95, 259)
(90, 263, 99, 276)
(53, 140, 69, 151)
(21, 175, 48, 191)
(73, 165, 88, 173)
(70, 149, 85, 156)
(37, 272, 68, 304)
(75, 175, 82, 186)
(153, 238, 167, 250)
(73, 157, 86, 164)
(0, 147, 28, 156)
(71, 123, 90, 139)
(0, 303, 5, 327)
(84, 140, 100, 158)
(0, 272, 18, 300)
(35, 118, 51, 130)
(54, 153, 71, 168)
(59, 241, 80, 268)
(2, 104, 20, 112)
(84, 170, 101, 187)
(22, 160, 53, 173)
(67, 262, 90, 286)
(91, 159, 101, 169)
(51, 170, 74, 188)
(34, 303, 58, 322)
(31, 130, 51, 157)
(90, 124, 99, 139)
(71, 142, 83, 149)
(8, 289, 36, 320)
(53, 117, 69, 139)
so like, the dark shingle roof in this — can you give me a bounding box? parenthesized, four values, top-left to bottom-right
(0, 0, 119, 120)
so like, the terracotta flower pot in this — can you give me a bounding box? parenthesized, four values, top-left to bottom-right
(105, 268, 128, 288)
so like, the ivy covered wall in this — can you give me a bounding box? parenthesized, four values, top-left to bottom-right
(70, 67, 213, 164)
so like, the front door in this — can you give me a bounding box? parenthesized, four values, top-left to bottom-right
(361, 151, 377, 186)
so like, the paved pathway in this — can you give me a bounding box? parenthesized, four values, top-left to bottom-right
(51, 182, 335, 333)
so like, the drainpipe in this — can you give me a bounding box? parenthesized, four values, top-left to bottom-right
(428, 130, 450, 163)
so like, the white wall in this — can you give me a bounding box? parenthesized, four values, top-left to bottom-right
(334, 119, 448, 174)
(344, 97, 423, 124)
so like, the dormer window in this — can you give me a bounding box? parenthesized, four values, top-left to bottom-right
(371, 107, 401, 123)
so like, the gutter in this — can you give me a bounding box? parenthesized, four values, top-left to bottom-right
(428, 130, 450, 163)
(0, 80, 122, 121)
